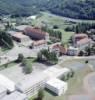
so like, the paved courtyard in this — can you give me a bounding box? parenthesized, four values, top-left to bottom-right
(0, 62, 48, 83)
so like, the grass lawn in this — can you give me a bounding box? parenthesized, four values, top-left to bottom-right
(32, 12, 76, 29)
(0, 61, 17, 71)
(55, 29, 74, 43)
(0, 57, 36, 71)
(0, 47, 10, 53)
(32, 12, 75, 29)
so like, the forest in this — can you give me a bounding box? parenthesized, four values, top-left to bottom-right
(0, 0, 95, 19)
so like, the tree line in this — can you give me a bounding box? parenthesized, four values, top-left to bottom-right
(1, 0, 95, 20)
(37, 49, 58, 65)
(42, 27, 62, 42)
(0, 30, 14, 49)
(65, 23, 95, 33)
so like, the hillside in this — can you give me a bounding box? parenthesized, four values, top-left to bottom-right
(0, 0, 95, 19)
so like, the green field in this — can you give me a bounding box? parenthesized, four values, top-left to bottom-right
(0, 61, 17, 71)
(32, 12, 75, 43)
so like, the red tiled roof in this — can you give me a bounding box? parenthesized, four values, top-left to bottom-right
(33, 40, 47, 46)
(24, 27, 48, 35)
(77, 38, 92, 45)
(52, 44, 67, 54)
(74, 33, 88, 39)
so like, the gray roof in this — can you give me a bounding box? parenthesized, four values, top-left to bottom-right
(16, 72, 48, 92)
(15, 25, 30, 31)
(1, 91, 27, 100)
(0, 85, 7, 94)
(7, 31, 21, 35)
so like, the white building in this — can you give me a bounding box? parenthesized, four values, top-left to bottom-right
(1, 91, 28, 100)
(0, 85, 7, 99)
(43, 65, 70, 79)
(46, 78, 68, 96)
(16, 72, 48, 97)
(26, 15, 37, 20)
(67, 46, 79, 56)
(15, 65, 70, 97)
(0, 74, 15, 92)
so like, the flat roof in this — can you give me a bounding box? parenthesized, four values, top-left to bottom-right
(69, 46, 78, 50)
(15, 25, 30, 31)
(16, 72, 48, 92)
(1, 91, 27, 100)
(46, 78, 67, 90)
(12, 33, 29, 39)
(0, 74, 15, 92)
(43, 65, 70, 78)
(7, 31, 23, 35)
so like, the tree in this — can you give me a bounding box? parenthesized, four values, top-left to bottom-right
(49, 52, 58, 64)
(37, 89, 44, 100)
(0, 30, 14, 49)
(5, 63, 8, 68)
(78, 51, 84, 56)
(17, 53, 24, 62)
(37, 52, 43, 61)
(85, 47, 91, 56)
(69, 69, 74, 78)
(53, 25, 59, 29)
(41, 49, 58, 64)
(22, 59, 33, 74)
(85, 60, 89, 64)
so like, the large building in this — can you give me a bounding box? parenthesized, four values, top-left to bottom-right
(46, 78, 68, 96)
(75, 38, 92, 50)
(72, 33, 93, 50)
(16, 72, 48, 97)
(23, 27, 49, 41)
(8, 31, 32, 46)
(15, 65, 70, 97)
(72, 33, 88, 43)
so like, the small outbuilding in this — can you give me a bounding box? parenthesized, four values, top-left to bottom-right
(45, 78, 68, 96)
